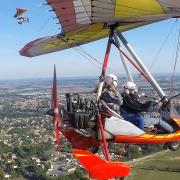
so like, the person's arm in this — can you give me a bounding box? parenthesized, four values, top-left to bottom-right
(109, 91, 122, 105)
(101, 90, 122, 105)
(123, 94, 150, 112)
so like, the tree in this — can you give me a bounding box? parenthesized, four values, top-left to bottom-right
(0, 142, 11, 153)
(0, 168, 4, 179)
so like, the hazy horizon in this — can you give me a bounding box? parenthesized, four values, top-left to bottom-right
(0, 72, 179, 81)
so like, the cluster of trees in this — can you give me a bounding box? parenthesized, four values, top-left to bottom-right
(0, 95, 46, 119)
(13, 142, 53, 160)
(59, 167, 89, 180)
(0, 142, 11, 154)
(0, 141, 53, 179)
(0, 105, 44, 118)
(109, 143, 163, 161)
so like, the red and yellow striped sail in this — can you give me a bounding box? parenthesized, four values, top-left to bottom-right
(20, 0, 180, 57)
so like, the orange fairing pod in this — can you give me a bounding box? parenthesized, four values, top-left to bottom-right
(72, 150, 131, 179)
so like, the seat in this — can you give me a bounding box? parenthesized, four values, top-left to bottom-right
(100, 100, 144, 136)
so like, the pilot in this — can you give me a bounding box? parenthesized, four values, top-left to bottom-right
(101, 74, 123, 114)
(121, 81, 174, 133)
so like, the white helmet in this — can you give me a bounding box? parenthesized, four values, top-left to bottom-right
(105, 74, 118, 88)
(124, 81, 137, 94)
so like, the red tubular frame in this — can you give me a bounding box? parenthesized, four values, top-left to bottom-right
(96, 27, 152, 161)
(96, 27, 149, 161)
(118, 143, 126, 161)
(98, 114, 110, 161)
(101, 28, 115, 75)
(96, 27, 115, 161)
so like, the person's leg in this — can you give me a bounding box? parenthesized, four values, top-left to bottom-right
(133, 114, 144, 131)
(159, 119, 174, 133)
(122, 112, 144, 130)
(144, 118, 174, 133)
(144, 118, 158, 127)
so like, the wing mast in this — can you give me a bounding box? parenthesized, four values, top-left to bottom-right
(116, 32, 167, 101)
(114, 34, 134, 82)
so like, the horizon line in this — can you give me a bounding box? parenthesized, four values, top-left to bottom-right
(0, 72, 180, 81)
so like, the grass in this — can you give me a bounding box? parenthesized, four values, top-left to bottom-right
(127, 169, 180, 180)
(125, 150, 180, 180)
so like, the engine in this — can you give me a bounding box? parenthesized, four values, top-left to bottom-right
(64, 93, 97, 129)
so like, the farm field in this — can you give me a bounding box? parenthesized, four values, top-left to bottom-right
(126, 150, 180, 180)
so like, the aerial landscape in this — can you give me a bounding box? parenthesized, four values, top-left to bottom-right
(1, 0, 180, 180)
(0, 75, 179, 179)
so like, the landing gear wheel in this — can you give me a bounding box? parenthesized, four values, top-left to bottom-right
(168, 141, 180, 151)
(163, 142, 168, 150)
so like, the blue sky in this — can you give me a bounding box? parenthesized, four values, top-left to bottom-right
(0, 0, 180, 80)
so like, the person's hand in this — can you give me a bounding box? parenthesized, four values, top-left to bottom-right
(115, 91, 120, 96)
(153, 99, 158, 103)
(151, 100, 159, 106)
(146, 100, 157, 106)
(140, 92, 146, 97)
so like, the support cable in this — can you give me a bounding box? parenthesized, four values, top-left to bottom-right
(168, 29, 180, 97)
(149, 19, 177, 71)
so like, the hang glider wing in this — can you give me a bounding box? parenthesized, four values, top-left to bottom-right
(14, 8, 28, 18)
(20, 0, 180, 57)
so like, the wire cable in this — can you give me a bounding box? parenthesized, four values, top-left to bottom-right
(149, 19, 178, 71)
(168, 29, 180, 97)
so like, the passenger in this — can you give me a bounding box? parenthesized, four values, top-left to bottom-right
(121, 81, 174, 133)
(121, 81, 146, 130)
(101, 74, 123, 114)
(101, 75, 146, 136)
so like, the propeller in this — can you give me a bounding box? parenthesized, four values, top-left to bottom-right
(47, 65, 61, 153)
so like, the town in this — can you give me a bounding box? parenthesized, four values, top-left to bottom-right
(0, 74, 179, 179)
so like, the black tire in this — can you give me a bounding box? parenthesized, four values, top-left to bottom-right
(163, 142, 168, 150)
(168, 141, 180, 151)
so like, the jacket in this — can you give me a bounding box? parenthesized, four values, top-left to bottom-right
(121, 93, 152, 114)
(101, 89, 123, 113)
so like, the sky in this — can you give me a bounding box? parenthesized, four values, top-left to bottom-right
(0, 0, 180, 80)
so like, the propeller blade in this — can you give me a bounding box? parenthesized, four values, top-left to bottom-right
(52, 65, 58, 107)
(51, 65, 61, 153)
(54, 112, 61, 152)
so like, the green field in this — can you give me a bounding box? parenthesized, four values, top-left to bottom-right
(126, 150, 180, 180)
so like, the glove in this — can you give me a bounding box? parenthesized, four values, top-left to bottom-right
(151, 100, 158, 106)
(139, 92, 146, 98)
(114, 91, 121, 97)
(146, 100, 157, 107)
